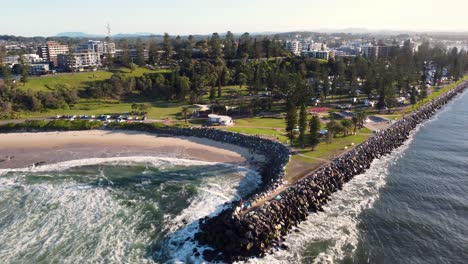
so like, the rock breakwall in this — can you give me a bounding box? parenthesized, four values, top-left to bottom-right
(195, 81, 468, 263)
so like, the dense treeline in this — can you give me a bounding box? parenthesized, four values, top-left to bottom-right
(1, 32, 467, 120)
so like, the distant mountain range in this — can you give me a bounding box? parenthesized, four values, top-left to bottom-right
(54, 29, 468, 39)
(55, 32, 159, 38)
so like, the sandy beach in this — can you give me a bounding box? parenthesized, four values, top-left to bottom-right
(0, 130, 263, 169)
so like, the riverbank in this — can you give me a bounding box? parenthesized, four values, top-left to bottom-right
(0, 130, 263, 170)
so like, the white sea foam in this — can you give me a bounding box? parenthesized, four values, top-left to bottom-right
(0, 156, 261, 263)
(0, 156, 215, 174)
(156, 167, 261, 263)
(242, 128, 422, 264)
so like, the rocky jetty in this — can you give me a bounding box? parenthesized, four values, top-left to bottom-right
(195, 81, 468, 263)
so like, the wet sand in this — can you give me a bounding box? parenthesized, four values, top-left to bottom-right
(0, 130, 263, 169)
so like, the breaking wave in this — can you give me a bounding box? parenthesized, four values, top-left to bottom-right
(0, 156, 260, 263)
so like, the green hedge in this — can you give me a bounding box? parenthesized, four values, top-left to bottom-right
(0, 120, 103, 133)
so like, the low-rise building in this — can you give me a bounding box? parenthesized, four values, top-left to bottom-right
(208, 114, 234, 126)
(302, 50, 330, 60)
(29, 63, 50, 75)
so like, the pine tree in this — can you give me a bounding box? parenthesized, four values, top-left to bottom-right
(298, 103, 308, 147)
(309, 115, 321, 150)
(0, 47, 11, 87)
(120, 40, 131, 67)
(285, 100, 297, 144)
(163, 33, 173, 65)
(209, 33, 222, 59)
(18, 53, 29, 84)
(135, 38, 146, 66)
(104, 36, 114, 69)
(223, 31, 236, 60)
(148, 39, 159, 65)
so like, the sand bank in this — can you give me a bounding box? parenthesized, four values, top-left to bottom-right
(0, 130, 263, 169)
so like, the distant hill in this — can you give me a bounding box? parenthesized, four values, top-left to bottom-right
(56, 32, 105, 38)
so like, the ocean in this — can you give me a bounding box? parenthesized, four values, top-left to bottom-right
(0, 157, 260, 263)
(0, 90, 466, 264)
(250, 89, 468, 264)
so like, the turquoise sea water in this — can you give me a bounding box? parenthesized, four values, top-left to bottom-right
(0, 157, 259, 263)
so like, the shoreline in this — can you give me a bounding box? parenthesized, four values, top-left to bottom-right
(0, 130, 264, 170)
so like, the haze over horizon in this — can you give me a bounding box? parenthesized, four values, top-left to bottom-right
(2, 0, 468, 37)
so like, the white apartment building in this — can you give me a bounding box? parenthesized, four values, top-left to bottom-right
(285, 40, 302, 55)
(78, 40, 116, 56)
(58, 51, 101, 71)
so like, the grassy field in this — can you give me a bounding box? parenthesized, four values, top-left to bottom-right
(20, 99, 185, 119)
(405, 76, 468, 114)
(20, 67, 169, 92)
(234, 117, 285, 128)
(21, 71, 113, 91)
(292, 133, 369, 163)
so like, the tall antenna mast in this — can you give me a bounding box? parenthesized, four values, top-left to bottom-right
(106, 22, 111, 41)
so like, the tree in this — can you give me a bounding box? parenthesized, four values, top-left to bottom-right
(148, 39, 159, 65)
(18, 53, 29, 84)
(410, 86, 417, 105)
(129, 63, 138, 73)
(120, 40, 131, 67)
(326, 120, 344, 142)
(209, 32, 223, 59)
(298, 103, 308, 147)
(135, 38, 146, 66)
(163, 33, 173, 65)
(178, 76, 191, 101)
(66, 43, 76, 72)
(309, 115, 321, 150)
(138, 103, 151, 113)
(104, 36, 114, 69)
(341, 119, 353, 136)
(352, 116, 359, 133)
(285, 100, 297, 144)
(223, 31, 237, 60)
(181, 106, 189, 124)
(0, 47, 11, 87)
(238, 72, 247, 89)
(355, 110, 368, 129)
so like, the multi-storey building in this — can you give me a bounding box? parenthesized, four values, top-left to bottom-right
(38, 41, 69, 67)
(362, 44, 398, 59)
(114, 49, 149, 63)
(77, 40, 116, 56)
(285, 40, 302, 55)
(57, 51, 101, 71)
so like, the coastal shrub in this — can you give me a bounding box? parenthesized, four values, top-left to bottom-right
(0, 120, 103, 133)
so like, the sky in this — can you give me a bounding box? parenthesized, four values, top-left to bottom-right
(1, 0, 468, 36)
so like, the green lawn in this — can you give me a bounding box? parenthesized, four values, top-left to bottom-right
(405, 76, 468, 114)
(20, 67, 170, 92)
(21, 71, 113, 91)
(118, 67, 170, 77)
(20, 99, 185, 119)
(222, 126, 288, 143)
(233, 117, 285, 128)
(292, 133, 369, 163)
